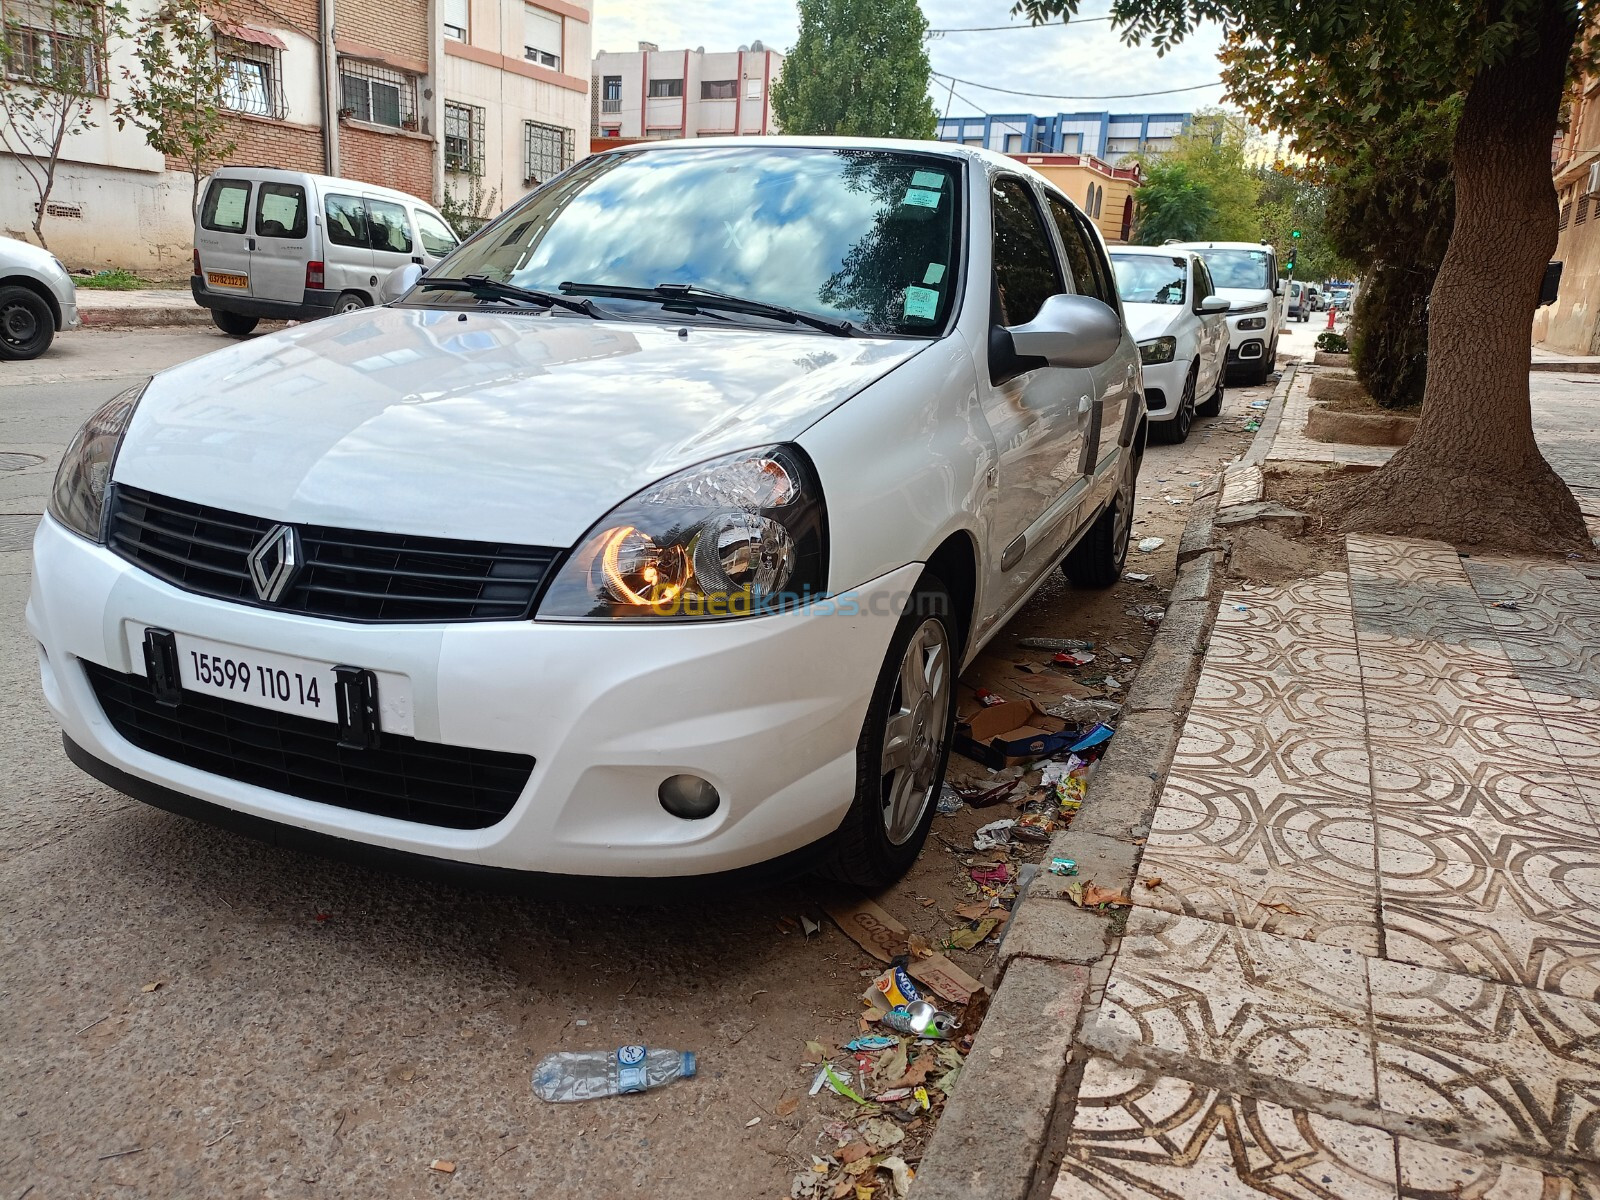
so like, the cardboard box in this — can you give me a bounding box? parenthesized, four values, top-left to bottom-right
(954, 699, 1078, 768)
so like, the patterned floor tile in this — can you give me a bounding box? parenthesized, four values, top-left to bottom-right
(1192, 668, 1370, 740)
(1395, 1139, 1594, 1199)
(1369, 754, 1597, 840)
(1056, 1057, 1399, 1199)
(1169, 710, 1376, 800)
(1346, 537, 1469, 585)
(1370, 959, 1600, 1158)
(1157, 770, 1376, 844)
(1089, 910, 1378, 1101)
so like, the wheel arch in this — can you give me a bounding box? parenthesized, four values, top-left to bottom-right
(0, 274, 61, 330)
(923, 530, 978, 656)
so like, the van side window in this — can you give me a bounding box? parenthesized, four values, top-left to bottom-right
(256, 182, 308, 239)
(366, 199, 413, 254)
(415, 210, 458, 258)
(202, 179, 251, 233)
(991, 177, 1063, 327)
(325, 194, 369, 248)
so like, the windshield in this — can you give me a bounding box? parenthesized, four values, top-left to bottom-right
(1196, 248, 1271, 291)
(414, 146, 963, 336)
(1111, 254, 1186, 305)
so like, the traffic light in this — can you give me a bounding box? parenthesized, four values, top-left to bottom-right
(1285, 253, 1296, 272)
(1291, 229, 1302, 239)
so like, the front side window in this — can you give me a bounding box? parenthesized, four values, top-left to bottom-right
(324, 193, 368, 248)
(991, 177, 1062, 327)
(416, 146, 964, 337)
(1192, 257, 1214, 303)
(1111, 253, 1187, 305)
(366, 198, 412, 253)
(1049, 196, 1117, 309)
(218, 36, 282, 117)
(444, 100, 484, 175)
(1197, 248, 1272, 290)
(523, 4, 561, 70)
(255, 182, 306, 238)
(201, 178, 251, 233)
(648, 77, 682, 98)
(340, 60, 414, 127)
(523, 119, 573, 184)
(415, 210, 458, 257)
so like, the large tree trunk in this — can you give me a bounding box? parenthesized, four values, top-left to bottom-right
(1329, 0, 1590, 552)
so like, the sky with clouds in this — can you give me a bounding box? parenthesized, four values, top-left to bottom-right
(591, 0, 1229, 120)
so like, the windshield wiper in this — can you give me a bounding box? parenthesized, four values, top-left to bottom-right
(418, 274, 607, 318)
(558, 281, 856, 337)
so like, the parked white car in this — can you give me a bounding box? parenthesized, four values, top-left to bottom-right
(1109, 247, 1229, 443)
(31, 138, 1146, 889)
(0, 234, 81, 360)
(191, 168, 461, 336)
(1166, 240, 1282, 385)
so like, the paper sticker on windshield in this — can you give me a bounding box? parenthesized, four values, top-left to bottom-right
(902, 188, 942, 210)
(911, 170, 946, 190)
(923, 263, 946, 285)
(904, 286, 939, 321)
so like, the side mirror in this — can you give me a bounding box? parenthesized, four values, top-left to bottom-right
(379, 262, 424, 304)
(1275, 280, 1287, 297)
(1197, 295, 1231, 314)
(1540, 261, 1563, 308)
(1008, 293, 1122, 369)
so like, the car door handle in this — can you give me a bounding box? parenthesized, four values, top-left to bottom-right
(247, 237, 256, 251)
(411, 256, 424, 265)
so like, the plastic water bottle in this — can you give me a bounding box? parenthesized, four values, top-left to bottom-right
(531, 1045, 696, 1102)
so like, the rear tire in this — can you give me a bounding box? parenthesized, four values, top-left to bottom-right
(817, 574, 959, 890)
(334, 292, 368, 315)
(1196, 372, 1223, 418)
(210, 309, 259, 337)
(0, 285, 54, 361)
(1063, 463, 1135, 589)
(1149, 363, 1196, 445)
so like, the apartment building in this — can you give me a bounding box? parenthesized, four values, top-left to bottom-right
(1009, 152, 1142, 245)
(1537, 61, 1600, 354)
(590, 42, 781, 140)
(439, 0, 590, 209)
(937, 111, 1192, 165)
(0, 0, 589, 272)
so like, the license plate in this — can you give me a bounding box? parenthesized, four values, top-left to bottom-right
(207, 271, 248, 289)
(124, 626, 414, 735)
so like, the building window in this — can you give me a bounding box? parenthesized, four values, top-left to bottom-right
(1004, 133, 1022, 152)
(442, 0, 467, 40)
(601, 73, 621, 113)
(339, 59, 416, 128)
(701, 79, 735, 100)
(523, 4, 561, 70)
(218, 36, 284, 118)
(1580, 194, 1590, 225)
(444, 100, 484, 174)
(524, 118, 573, 184)
(745, 77, 761, 100)
(1588, 161, 1600, 195)
(647, 77, 682, 98)
(2, 0, 102, 94)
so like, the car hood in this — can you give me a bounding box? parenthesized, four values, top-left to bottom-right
(1120, 302, 1187, 344)
(1214, 287, 1272, 315)
(114, 306, 925, 546)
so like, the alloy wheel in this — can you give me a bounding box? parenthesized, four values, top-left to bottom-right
(879, 618, 952, 845)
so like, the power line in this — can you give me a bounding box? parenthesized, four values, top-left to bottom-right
(928, 71, 1224, 101)
(929, 17, 1115, 31)
(939, 81, 1056, 154)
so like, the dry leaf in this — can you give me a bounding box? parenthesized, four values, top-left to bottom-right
(428, 1160, 456, 1174)
(844, 1157, 875, 1177)
(907, 933, 935, 959)
(1142, 876, 1164, 890)
(855, 1187, 876, 1200)
(839, 1141, 873, 1164)
(885, 1050, 938, 1090)
(1258, 900, 1305, 916)
(776, 1096, 800, 1118)
(831, 1177, 856, 1200)
(140, 982, 162, 993)
(953, 901, 992, 921)
(920, 897, 937, 908)
(947, 917, 999, 950)
(805, 1040, 829, 1061)
(1082, 884, 1132, 908)
(1062, 879, 1086, 906)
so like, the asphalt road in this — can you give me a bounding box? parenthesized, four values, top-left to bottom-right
(0, 324, 1290, 1198)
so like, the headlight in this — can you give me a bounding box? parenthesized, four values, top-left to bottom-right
(537, 444, 828, 620)
(1237, 316, 1267, 330)
(1138, 337, 1176, 365)
(48, 380, 147, 542)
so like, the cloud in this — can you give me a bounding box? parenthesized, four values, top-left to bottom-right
(592, 0, 1229, 116)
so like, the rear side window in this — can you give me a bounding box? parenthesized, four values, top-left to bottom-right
(415, 210, 458, 257)
(366, 198, 413, 253)
(1193, 257, 1215, 302)
(1047, 195, 1117, 310)
(991, 177, 1062, 327)
(256, 182, 308, 239)
(324, 193, 369, 248)
(201, 179, 251, 233)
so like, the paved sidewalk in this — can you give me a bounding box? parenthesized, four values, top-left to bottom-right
(1049, 540, 1600, 1195)
(73, 286, 209, 326)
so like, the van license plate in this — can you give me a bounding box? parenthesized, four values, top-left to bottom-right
(207, 272, 248, 289)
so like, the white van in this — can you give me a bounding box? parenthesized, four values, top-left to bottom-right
(191, 167, 461, 336)
(1166, 240, 1283, 385)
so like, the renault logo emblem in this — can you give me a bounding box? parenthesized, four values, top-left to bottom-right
(246, 524, 301, 603)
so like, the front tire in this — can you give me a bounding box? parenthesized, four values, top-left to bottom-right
(818, 575, 958, 890)
(1150, 363, 1196, 445)
(1196, 371, 1224, 418)
(0, 285, 54, 360)
(1063, 463, 1135, 589)
(210, 309, 259, 337)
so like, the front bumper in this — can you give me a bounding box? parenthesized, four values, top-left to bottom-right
(29, 514, 916, 877)
(1138, 357, 1191, 423)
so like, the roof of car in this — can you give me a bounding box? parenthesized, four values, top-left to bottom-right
(1165, 240, 1275, 251)
(211, 166, 441, 212)
(1110, 245, 1192, 257)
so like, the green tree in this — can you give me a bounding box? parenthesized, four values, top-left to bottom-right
(1132, 159, 1216, 242)
(1015, 0, 1593, 553)
(114, 0, 237, 217)
(1253, 165, 1350, 285)
(1154, 109, 1261, 240)
(0, 0, 123, 248)
(771, 0, 938, 138)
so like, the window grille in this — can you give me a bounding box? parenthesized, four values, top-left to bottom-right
(2, 0, 102, 94)
(1580, 194, 1590, 225)
(218, 35, 284, 118)
(1560, 200, 1573, 231)
(444, 100, 484, 175)
(339, 58, 416, 128)
(523, 119, 573, 184)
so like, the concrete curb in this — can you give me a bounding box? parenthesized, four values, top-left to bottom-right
(1240, 362, 1299, 468)
(913, 512, 1228, 1199)
(78, 305, 211, 328)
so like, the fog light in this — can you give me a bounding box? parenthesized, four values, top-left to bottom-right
(659, 774, 720, 819)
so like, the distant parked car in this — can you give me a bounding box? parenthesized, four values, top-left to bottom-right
(1166, 240, 1282, 385)
(0, 234, 81, 360)
(1286, 280, 1311, 322)
(192, 168, 461, 337)
(1306, 285, 1324, 312)
(1110, 246, 1230, 444)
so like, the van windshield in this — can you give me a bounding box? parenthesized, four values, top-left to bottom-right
(413, 146, 963, 336)
(1195, 248, 1271, 290)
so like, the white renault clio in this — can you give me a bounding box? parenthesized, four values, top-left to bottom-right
(29, 138, 1145, 889)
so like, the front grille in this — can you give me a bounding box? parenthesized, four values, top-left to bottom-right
(107, 486, 561, 623)
(86, 662, 534, 829)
